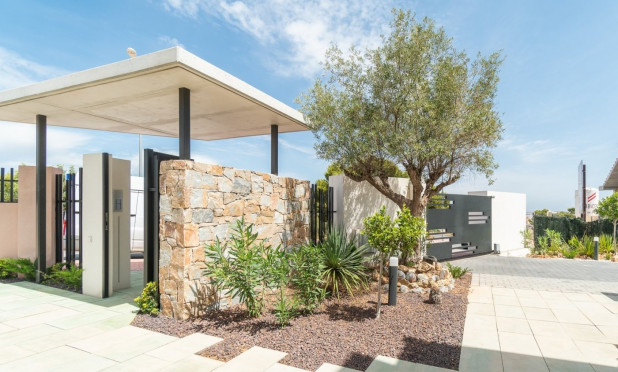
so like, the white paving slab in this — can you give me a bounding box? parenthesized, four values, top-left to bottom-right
(366, 355, 456, 372)
(213, 346, 287, 372)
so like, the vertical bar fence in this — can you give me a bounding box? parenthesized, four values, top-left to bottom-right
(54, 169, 83, 267)
(310, 185, 335, 244)
(0, 167, 18, 203)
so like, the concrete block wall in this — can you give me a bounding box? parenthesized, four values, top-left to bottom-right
(158, 160, 310, 320)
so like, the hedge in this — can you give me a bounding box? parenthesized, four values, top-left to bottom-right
(533, 216, 614, 247)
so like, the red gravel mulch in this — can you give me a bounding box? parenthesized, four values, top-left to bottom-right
(132, 273, 471, 371)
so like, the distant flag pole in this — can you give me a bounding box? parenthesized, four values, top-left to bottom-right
(582, 163, 586, 220)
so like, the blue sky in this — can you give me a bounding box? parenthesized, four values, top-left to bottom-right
(0, 0, 617, 212)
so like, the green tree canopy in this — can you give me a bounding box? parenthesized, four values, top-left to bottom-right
(298, 9, 503, 223)
(596, 193, 618, 251)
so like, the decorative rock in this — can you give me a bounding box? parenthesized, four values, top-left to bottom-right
(436, 279, 449, 287)
(435, 262, 443, 271)
(419, 280, 429, 288)
(450, 278, 455, 285)
(448, 284, 455, 290)
(409, 282, 419, 289)
(417, 273, 429, 281)
(400, 285, 410, 293)
(382, 284, 389, 292)
(406, 272, 416, 282)
(416, 261, 433, 273)
(439, 286, 449, 293)
(398, 270, 405, 279)
(429, 283, 442, 304)
(431, 275, 439, 282)
(439, 268, 448, 280)
(412, 287, 424, 294)
(398, 265, 410, 273)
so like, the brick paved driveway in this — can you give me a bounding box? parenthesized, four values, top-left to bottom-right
(454, 255, 618, 294)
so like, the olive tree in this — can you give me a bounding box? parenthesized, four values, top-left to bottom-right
(596, 193, 618, 252)
(298, 9, 503, 260)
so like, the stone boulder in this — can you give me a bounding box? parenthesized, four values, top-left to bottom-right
(406, 272, 416, 282)
(416, 261, 433, 273)
(429, 282, 442, 304)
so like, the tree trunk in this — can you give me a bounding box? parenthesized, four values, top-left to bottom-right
(612, 220, 618, 253)
(376, 253, 383, 319)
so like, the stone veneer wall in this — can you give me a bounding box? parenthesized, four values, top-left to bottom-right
(158, 160, 310, 319)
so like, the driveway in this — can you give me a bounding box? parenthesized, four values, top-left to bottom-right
(455, 255, 618, 372)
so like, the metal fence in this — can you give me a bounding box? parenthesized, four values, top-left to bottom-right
(0, 167, 18, 203)
(310, 184, 335, 244)
(55, 169, 83, 267)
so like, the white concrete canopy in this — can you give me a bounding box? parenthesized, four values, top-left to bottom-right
(0, 47, 308, 140)
(601, 158, 618, 191)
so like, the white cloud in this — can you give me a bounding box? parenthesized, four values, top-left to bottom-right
(158, 35, 185, 49)
(162, 0, 394, 78)
(0, 122, 92, 169)
(0, 46, 68, 91)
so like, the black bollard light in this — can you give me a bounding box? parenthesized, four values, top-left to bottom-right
(594, 236, 599, 260)
(388, 256, 398, 306)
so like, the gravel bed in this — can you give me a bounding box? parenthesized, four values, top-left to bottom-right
(133, 273, 471, 371)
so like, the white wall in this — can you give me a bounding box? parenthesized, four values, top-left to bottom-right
(468, 191, 526, 254)
(330, 174, 412, 237)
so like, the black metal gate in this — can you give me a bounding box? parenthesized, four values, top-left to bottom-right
(143, 149, 179, 286)
(310, 185, 335, 243)
(54, 169, 83, 267)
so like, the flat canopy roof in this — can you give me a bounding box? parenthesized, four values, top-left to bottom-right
(0, 47, 308, 140)
(601, 158, 618, 191)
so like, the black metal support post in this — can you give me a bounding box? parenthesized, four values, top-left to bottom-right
(36, 114, 47, 282)
(102, 153, 110, 298)
(179, 87, 191, 160)
(271, 124, 278, 175)
(55, 174, 62, 264)
(594, 237, 599, 260)
(388, 256, 398, 306)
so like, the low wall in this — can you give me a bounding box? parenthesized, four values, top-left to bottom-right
(0, 204, 18, 258)
(0, 166, 61, 267)
(158, 160, 310, 319)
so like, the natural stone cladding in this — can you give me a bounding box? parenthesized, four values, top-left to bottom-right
(158, 160, 310, 320)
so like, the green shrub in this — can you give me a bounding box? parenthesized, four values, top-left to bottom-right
(562, 247, 578, 259)
(134, 281, 159, 315)
(0, 258, 36, 281)
(545, 229, 565, 256)
(599, 234, 614, 254)
(44, 263, 83, 290)
(319, 228, 368, 298)
(446, 262, 470, 279)
(0, 259, 17, 279)
(289, 243, 327, 313)
(203, 218, 282, 318)
(579, 236, 595, 257)
(534, 235, 549, 255)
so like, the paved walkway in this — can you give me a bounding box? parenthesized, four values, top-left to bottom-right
(0, 272, 452, 372)
(457, 255, 618, 372)
(2, 256, 616, 371)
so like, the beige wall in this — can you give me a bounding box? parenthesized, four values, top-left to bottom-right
(158, 160, 310, 320)
(16, 166, 61, 267)
(0, 203, 18, 258)
(0, 166, 60, 266)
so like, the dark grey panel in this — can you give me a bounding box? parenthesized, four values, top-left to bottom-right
(427, 194, 492, 260)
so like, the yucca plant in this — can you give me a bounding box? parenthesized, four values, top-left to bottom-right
(319, 228, 368, 298)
